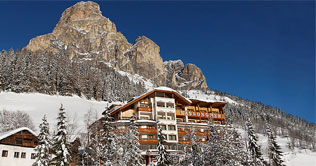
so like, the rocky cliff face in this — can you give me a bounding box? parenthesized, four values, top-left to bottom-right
(23, 1, 208, 90)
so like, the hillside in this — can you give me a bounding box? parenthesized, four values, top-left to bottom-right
(0, 92, 315, 165)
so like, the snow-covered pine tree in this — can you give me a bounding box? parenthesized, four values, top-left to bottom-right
(266, 124, 285, 166)
(180, 128, 203, 166)
(246, 118, 265, 165)
(101, 109, 118, 165)
(52, 104, 71, 166)
(156, 123, 172, 166)
(124, 115, 142, 166)
(204, 121, 248, 166)
(34, 115, 51, 166)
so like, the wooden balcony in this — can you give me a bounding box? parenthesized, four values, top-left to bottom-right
(176, 110, 225, 120)
(138, 128, 157, 134)
(178, 140, 191, 144)
(139, 139, 158, 144)
(137, 107, 152, 112)
(178, 130, 187, 136)
(197, 131, 208, 136)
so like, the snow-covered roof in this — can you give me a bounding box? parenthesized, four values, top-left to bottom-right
(189, 98, 226, 104)
(108, 86, 191, 115)
(0, 127, 37, 141)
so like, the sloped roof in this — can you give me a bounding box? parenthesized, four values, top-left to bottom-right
(108, 87, 191, 115)
(0, 127, 37, 141)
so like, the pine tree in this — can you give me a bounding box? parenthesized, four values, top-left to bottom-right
(180, 128, 203, 166)
(246, 118, 265, 165)
(101, 109, 118, 165)
(52, 104, 71, 166)
(124, 115, 142, 166)
(204, 121, 248, 166)
(156, 123, 172, 166)
(34, 115, 51, 166)
(266, 124, 285, 166)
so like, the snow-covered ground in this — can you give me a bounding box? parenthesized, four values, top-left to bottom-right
(237, 128, 316, 166)
(0, 92, 110, 133)
(0, 92, 315, 165)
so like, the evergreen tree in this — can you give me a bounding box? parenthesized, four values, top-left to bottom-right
(204, 121, 248, 166)
(246, 118, 265, 165)
(124, 115, 142, 166)
(180, 128, 203, 166)
(34, 115, 51, 166)
(266, 124, 285, 166)
(156, 123, 172, 166)
(101, 109, 118, 165)
(52, 104, 71, 166)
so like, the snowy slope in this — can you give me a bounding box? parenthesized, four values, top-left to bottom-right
(0, 92, 111, 133)
(0, 92, 315, 165)
(184, 89, 240, 105)
(237, 127, 316, 166)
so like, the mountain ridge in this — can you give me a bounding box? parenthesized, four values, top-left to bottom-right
(22, 1, 208, 90)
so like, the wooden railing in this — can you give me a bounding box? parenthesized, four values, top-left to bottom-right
(178, 140, 191, 144)
(178, 130, 187, 136)
(137, 107, 152, 112)
(176, 110, 225, 120)
(138, 128, 157, 134)
(139, 139, 158, 144)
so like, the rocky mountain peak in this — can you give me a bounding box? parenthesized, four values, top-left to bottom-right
(22, 1, 208, 90)
(53, 1, 116, 36)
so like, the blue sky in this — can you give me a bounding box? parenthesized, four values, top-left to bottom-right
(0, 1, 315, 123)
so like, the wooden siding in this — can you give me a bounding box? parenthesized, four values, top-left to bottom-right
(0, 130, 38, 148)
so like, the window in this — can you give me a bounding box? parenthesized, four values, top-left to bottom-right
(21, 152, 26, 158)
(168, 125, 176, 131)
(31, 153, 36, 159)
(14, 152, 19, 158)
(166, 103, 174, 108)
(166, 113, 174, 120)
(157, 102, 165, 107)
(2, 150, 8, 157)
(141, 144, 148, 151)
(157, 112, 165, 120)
(161, 125, 166, 130)
(149, 144, 157, 149)
(169, 135, 176, 141)
(148, 135, 156, 140)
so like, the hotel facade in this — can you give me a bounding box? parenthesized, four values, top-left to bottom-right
(92, 87, 226, 165)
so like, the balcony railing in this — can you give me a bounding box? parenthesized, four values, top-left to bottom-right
(137, 107, 152, 112)
(176, 110, 225, 120)
(178, 140, 191, 144)
(139, 139, 158, 144)
(138, 128, 157, 134)
(178, 130, 187, 136)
